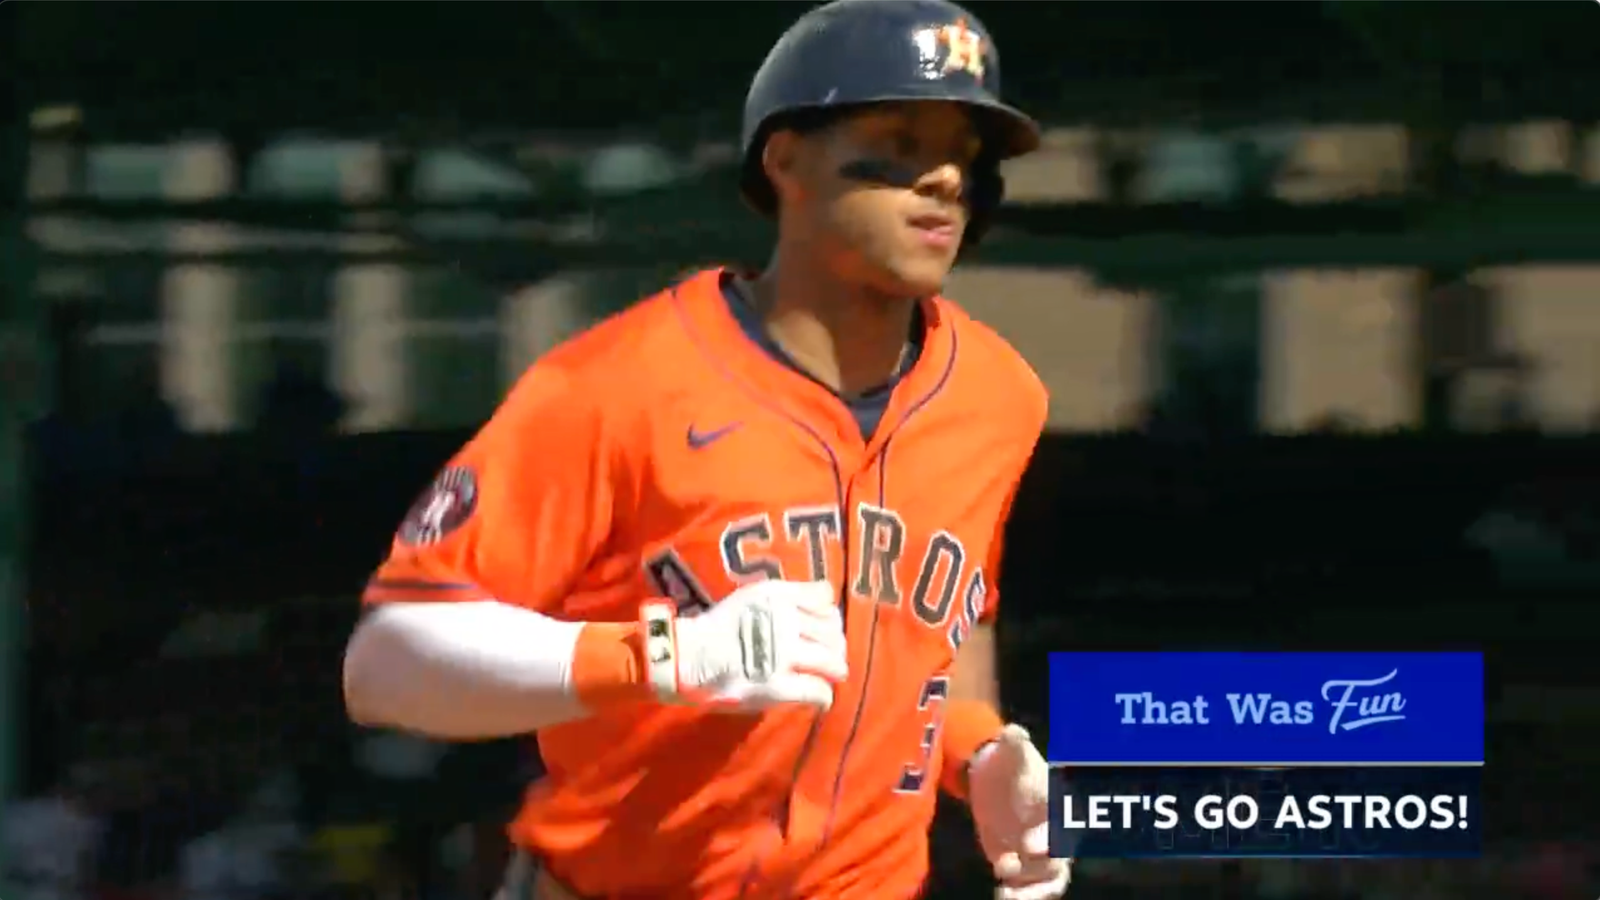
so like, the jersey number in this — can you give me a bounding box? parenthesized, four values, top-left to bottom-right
(895, 674, 951, 794)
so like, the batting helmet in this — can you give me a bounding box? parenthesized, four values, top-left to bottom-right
(739, 0, 1040, 249)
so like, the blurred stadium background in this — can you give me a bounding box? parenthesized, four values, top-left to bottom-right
(3, 3, 1599, 900)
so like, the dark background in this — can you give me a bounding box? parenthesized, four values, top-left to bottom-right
(6, 3, 1600, 900)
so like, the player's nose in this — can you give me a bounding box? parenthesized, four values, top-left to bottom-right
(912, 162, 964, 205)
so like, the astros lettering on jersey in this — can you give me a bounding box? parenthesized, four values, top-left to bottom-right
(365, 269, 1046, 900)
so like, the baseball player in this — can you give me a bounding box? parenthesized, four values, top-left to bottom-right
(342, 1, 1067, 898)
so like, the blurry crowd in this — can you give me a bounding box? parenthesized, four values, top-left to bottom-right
(2, 734, 520, 900)
(36, 300, 349, 471)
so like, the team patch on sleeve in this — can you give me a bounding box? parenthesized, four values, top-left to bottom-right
(397, 466, 479, 546)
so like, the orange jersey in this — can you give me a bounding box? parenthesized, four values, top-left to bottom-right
(366, 268, 1047, 900)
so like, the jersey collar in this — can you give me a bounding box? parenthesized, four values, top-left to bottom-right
(671, 267, 958, 456)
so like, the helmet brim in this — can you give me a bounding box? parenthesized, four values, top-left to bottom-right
(836, 84, 1041, 161)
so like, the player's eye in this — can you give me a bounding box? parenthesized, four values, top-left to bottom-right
(888, 130, 976, 172)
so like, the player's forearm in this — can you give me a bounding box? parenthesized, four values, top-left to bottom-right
(341, 600, 649, 739)
(942, 622, 1006, 799)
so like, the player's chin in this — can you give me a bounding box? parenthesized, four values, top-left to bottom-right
(889, 259, 947, 297)
(887, 254, 957, 297)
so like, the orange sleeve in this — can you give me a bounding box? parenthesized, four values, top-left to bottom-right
(978, 481, 1018, 624)
(364, 363, 621, 614)
(981, 383, 1046, 621)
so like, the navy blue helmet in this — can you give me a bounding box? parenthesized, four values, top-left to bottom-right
(739, 0, 1040, 249)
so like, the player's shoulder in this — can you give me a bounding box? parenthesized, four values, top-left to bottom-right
(936, 294, 1049, 430)
(485, 270, 713, 450)
(527, 279, 689, 377)
(501, 271, 701, 400)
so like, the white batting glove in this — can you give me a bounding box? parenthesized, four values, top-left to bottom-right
(969, 724, 1072, 900)
(638, 580, 847, 711)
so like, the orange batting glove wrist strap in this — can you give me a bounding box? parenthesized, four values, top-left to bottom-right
(940, 700, 1007, 800)
(571, 621, 654, 710)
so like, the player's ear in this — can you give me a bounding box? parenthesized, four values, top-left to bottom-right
(761, 129, 807, 205)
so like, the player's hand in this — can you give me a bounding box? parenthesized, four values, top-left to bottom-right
(641, 580, 847, 712)
(968, 724, 1071, 900)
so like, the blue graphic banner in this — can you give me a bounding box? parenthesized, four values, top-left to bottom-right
(1048, 766, 1482, 859)
(1048, 652, 1483, 765)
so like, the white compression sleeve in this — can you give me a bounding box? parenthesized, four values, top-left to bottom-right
(342, 600, 591, 739)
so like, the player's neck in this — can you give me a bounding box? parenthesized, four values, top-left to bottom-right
(747, 262, 919, 397)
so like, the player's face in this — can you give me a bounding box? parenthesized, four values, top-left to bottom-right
(775, 102, 982, 298)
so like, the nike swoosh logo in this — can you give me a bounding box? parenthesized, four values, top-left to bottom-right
(687, 422, 742, 450)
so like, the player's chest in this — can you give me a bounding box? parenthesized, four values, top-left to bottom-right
(618, 416, 1015, 654)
